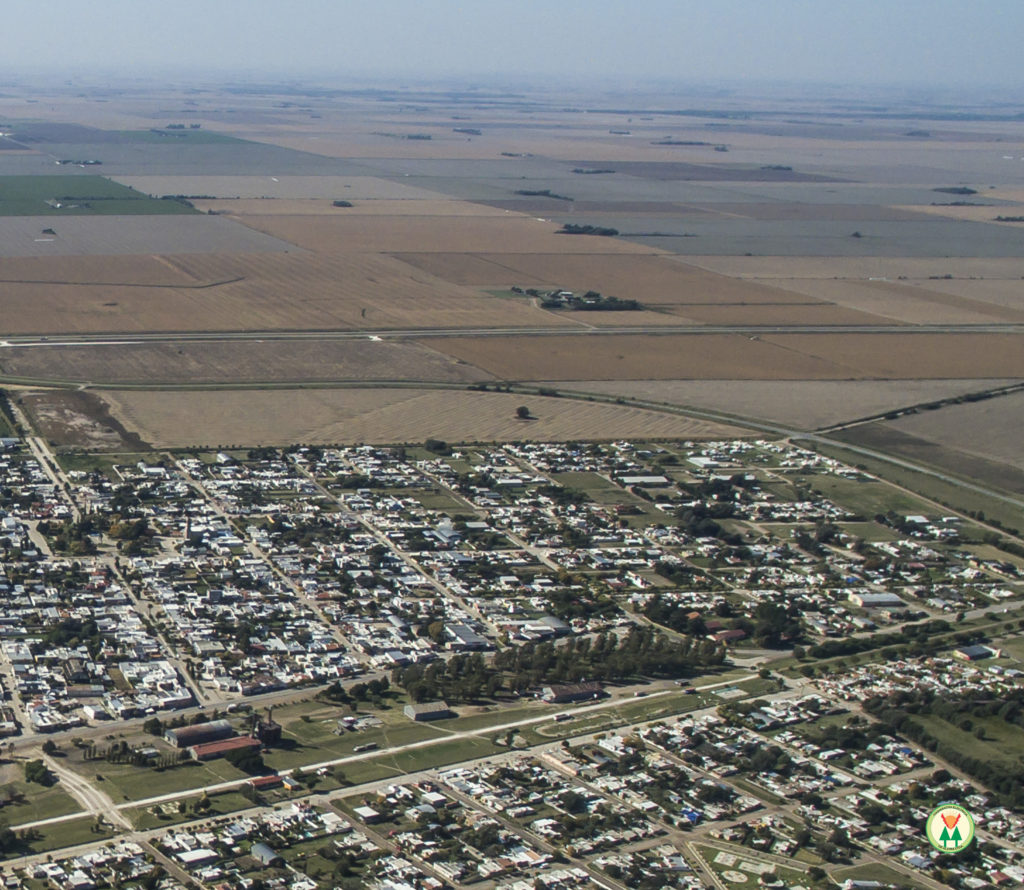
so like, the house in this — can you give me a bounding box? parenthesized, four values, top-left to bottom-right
(405, 701, 454, 721)
(954, 645, 998, 662)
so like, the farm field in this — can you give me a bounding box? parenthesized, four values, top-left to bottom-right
(0, 214, 293, 258)
(0, 252, 573, 335)
(0, 174, 196, 215)
(427, 332, 1024, 381)
(98, 387, 749, 447)
(760, 278, 1024, 325)
(682, 254, 1024, 280)
(113, 173, 450, 201)
(191, 197, 506, 216)
(231, 212, 655, 254)
(834, 423, 1024, 495)
(394, 251, 821, 304)
(540, 378, 1020, 430)
(0, 340, 491, 386)
(881, 389, 1024, 472)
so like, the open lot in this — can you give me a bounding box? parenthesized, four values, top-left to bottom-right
(99, 387, 749, 447)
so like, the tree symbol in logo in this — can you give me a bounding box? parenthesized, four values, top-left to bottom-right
(938, 811, 962, 849)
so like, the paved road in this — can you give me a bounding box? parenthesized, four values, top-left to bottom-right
(2, 322, 1024, 350)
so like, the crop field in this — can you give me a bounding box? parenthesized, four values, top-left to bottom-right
(0, 174, 197, 216)
(760, 332, 1024, 378)
(395, 251, 820, 305)
(834, 424, 1024, 495)
(0, 251, 569, 335)
(428, 333, 847, 381)
(113, 174, 448, 200)
(431, 332, 1024, 381)
(673, 302, 896, 326)
(0, 340, 491, 386)
(901, 277, 1024, 310)
(232, 212, 654, 254)
(20, 389, 149, 450)
(545, 378, 1022, 430)
(191, 197, 505, 217)
(99, 387, 749, 447)
(761, 278, 1024, 325)
(0, 253, 206, 286)
(0, 214, 293, 258)
(883, 390, 1024, 471)
(683, 255, 1024, 280)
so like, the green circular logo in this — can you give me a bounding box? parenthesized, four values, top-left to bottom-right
(926, 804, 975, 853)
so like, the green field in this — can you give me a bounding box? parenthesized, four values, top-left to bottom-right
(0, 175, 198, 215)
(2, 779, 82, 826)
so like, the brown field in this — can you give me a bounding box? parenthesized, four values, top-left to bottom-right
(395, 251, 821, 304)
(834, 423, 1024, 495)
(760, 333, 1024, 378)
(0, 215, 292, 258)
(682, 255, 1024, 280)
(671, 302, 897, 326)
(192, 198, 506, 217)
(893, 204, 1024, 225)
(542, 378, 1022, 430)
(899, 278, 1024, 310)
(0, 340, 492, 386)
(698, 203, 936, 221)
(231, 214, 654, 255)
(112, 175, 450, 201)
(762, 279, 1024, 325)
(0, 254, 206, 286)
(99, 387, 749, 448)
(0, 252, 571, 335)
(430, 332, 1024, 381)
(885, 390, 1024, 472)
(426, 333, 845, 381)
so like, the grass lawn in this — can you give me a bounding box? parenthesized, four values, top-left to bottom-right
(74, 758, 247, 803)
(833, 862, 929, 888)
(2, 779, 82, 825)
(126, 789, 256, 830)
(0, 175, 198, 216)
(20, 816, 116, 857)
(810, 443, 1024, 533)
(56, 451, 162, 476)
(913, 713, 1024, 767)
(807, 473, 932, 519)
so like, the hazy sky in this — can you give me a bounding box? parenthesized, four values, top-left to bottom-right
(4, 0, 1023, 90)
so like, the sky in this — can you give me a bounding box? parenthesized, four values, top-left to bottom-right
(3, 0, 1023, 91)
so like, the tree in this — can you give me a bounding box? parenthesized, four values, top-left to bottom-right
(515, 405, 531, 419)
(24, 759, 51, 785)
(41, 740, 58, 756)
(143, 717, 164, 736)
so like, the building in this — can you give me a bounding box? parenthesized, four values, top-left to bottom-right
(165, 719, 234, 748)
(404, 701, 454, 721)
(954, 644, 999, 661)
(190, 735, 261, 761)
(849, 592, 906, 608)
(252, 707, 282, 745)
(250, 843, 284, 867)
(540, 681, 603, 704)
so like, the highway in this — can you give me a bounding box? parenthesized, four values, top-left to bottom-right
(1, 320, 1024, 349)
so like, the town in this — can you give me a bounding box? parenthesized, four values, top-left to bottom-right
(0, 424, 1019, 889)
